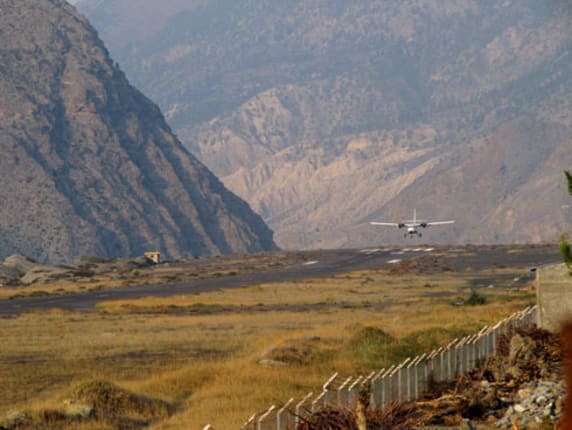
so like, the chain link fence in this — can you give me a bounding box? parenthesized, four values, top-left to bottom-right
(203, 306, 536, 430)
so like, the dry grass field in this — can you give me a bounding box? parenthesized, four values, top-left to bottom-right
(0, 262, 536, 429)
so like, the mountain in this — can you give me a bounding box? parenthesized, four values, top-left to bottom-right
(0, 0, 276, 264)
(77, 0, 572, 249)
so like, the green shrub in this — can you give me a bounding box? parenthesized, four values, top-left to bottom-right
(560, 234, 572, 274)
(465, 290, 487, 306)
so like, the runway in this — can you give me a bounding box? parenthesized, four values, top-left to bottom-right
(0, 245, 560, 316)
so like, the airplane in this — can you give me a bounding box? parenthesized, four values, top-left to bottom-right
(370, 209, 455, 238)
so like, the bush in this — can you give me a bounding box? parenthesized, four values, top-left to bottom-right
(465, 290, 487, 306)
(560, 234, 572, 274)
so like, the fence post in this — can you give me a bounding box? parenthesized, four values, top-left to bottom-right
(294, 392, 313, 428)
(455, 337, 467, 376)
(311, 392, 327, 413)
(398, 358, 411, 402)
(414, 353, 427, 397)
(468, 334, 479, 369)
(482, 329, 490, 359)
(467, 334, 475, 369)
(477, 327, 488, 364)
(322, 372, 339, 408)
(323, 372, 339, 391)
(407, 355, 422, 401)
(337, 376, 353, 408)
(442, 346, 450, 381)
(406, 356, 418, 401)
(472, 335, 480, 368)
(491, 321, 501, 355)
(361, 371, 376, 408)
(532, 304, 538, 327)
(426, 349, 436, 384)
(362, 371, 376, 387)
(348, 376, 364, 408)
(389, 365, 401, 404)
(276, 399, 294, 430)
(257, 406, 275, 430)
(381, 366, 394, 407)
(370, 369, 385, 408)
(446, 339, 458, 380)
(241, 414, 256, 430)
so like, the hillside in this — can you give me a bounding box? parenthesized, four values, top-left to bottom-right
(77, 0, 572, 248)
(0, 0, 276, 263)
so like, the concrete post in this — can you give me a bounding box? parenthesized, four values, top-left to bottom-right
(535, 269, 542, 327)
(457, 342, 466, 375)
(337, 376, 353, 408)
(389, 368, 400, 404)
(323, 389, 337, 408)
(241, 414, 256, 430)
(257, 405, 275, 430)
(311, 391, 326, 413)
(414, 353, 427, 396)
(407, 360, 416, 401)
(348, 376, 363, 408)
(276, 399, 294, 430)
(294, 392, 313, 428)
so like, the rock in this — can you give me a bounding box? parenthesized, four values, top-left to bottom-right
(517, 387, 532, 399)
(0, 265, 21, 286)
(1, 410, 29, 427)
(20, 266, 74, 285)
(257, 359, 288, 367)
(513, 404, 526, 413)
(505, 365, 522, 380)
(3, 254, 39, 275)
(62, 399, 95, 418)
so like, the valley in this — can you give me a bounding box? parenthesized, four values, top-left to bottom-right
(76, 0, 572, 249)
(0, 244, 561, 428)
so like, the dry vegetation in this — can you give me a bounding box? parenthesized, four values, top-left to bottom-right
(0, 265, 536, 429)
(0, 251, 305, 300)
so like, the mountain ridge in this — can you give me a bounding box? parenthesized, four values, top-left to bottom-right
(0, 0, 276, 263)
(77, 0, 572, 249)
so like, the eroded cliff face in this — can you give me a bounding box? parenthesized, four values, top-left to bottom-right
(78, 0, 572, 248)
(0, 0, 276, 263)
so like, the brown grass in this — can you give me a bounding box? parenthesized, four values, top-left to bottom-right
(0, 252, 305, 300)
(0, 267, 535, 429)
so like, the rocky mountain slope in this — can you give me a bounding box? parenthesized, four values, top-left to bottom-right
(0, 0, 276, 263)
(77, 0, 572, 249)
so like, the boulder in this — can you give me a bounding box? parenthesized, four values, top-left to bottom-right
(62, 399, 95, 418)
(20, 266, 74, 285)
(2, 254, 39, 276)
(0, 265, 21, 286)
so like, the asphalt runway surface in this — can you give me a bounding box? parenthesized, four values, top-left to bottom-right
(0, 245, 561, 317)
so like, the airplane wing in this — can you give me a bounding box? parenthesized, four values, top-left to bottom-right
(423, 220, 455, 227)
(370, 222, 402, 228)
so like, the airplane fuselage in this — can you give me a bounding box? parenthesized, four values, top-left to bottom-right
(406, 227, 421, 238)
